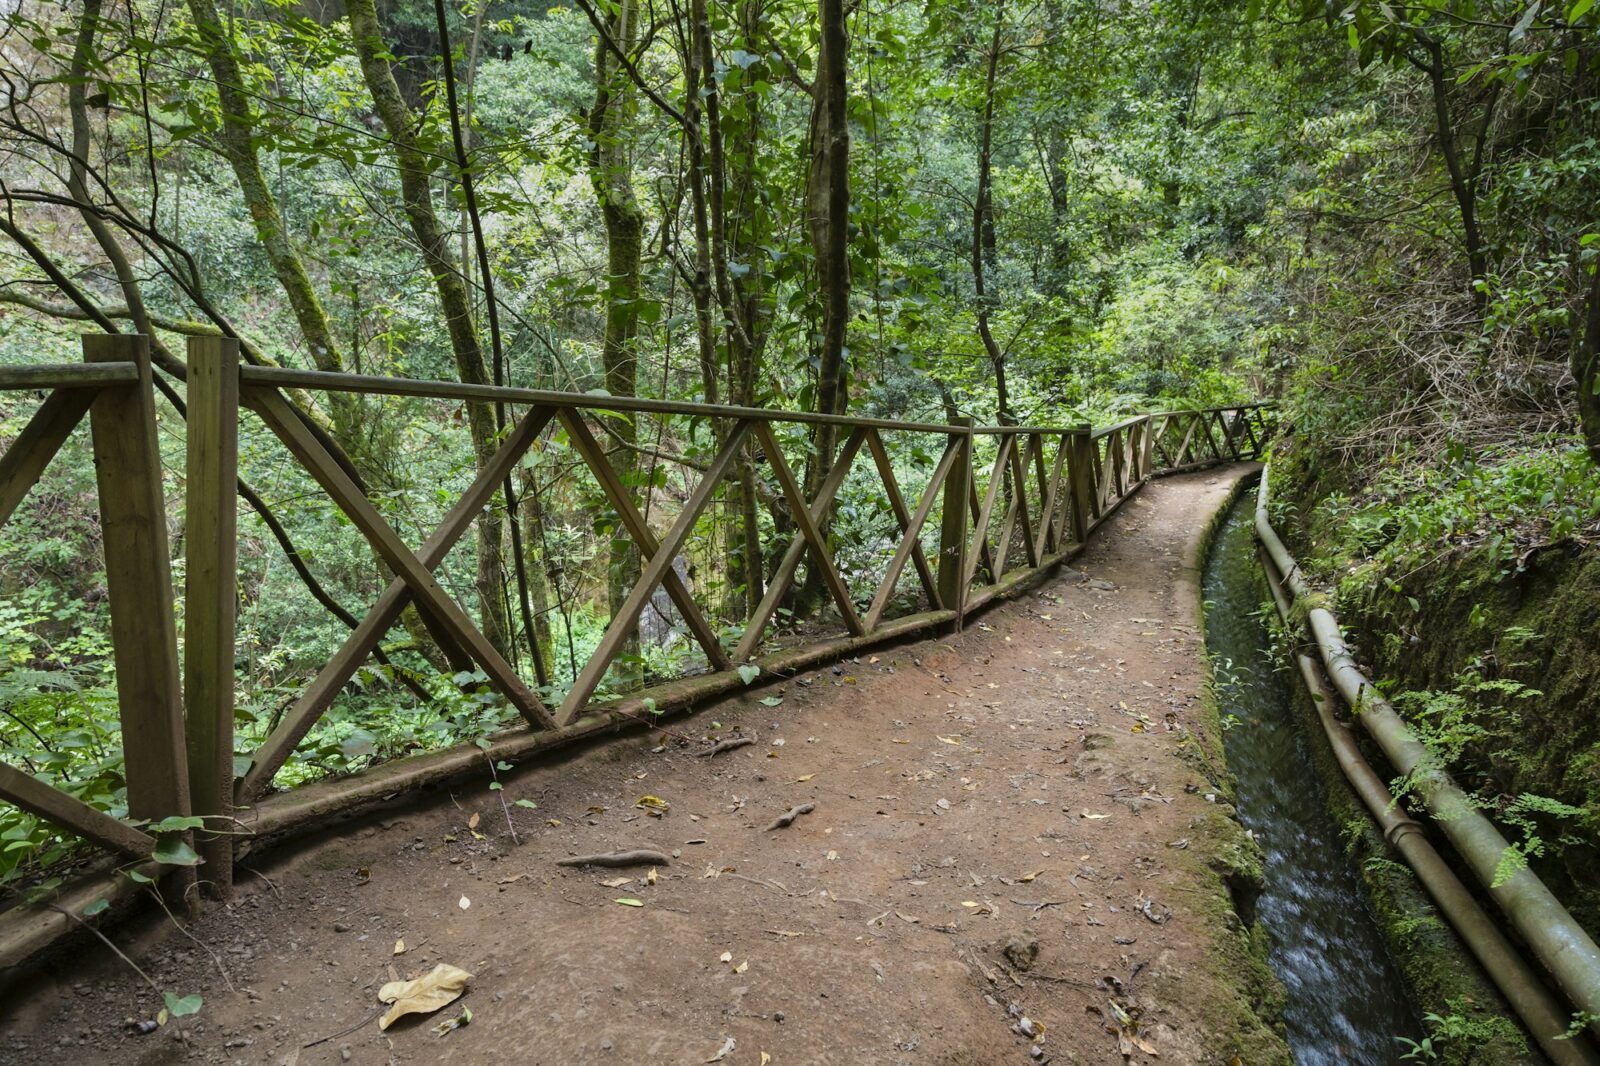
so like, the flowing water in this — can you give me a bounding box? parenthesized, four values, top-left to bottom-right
(1203, 496, 1422, 1064)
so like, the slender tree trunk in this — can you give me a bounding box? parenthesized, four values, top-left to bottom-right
(347, 0, 512, 657)
(797, 0, 850, 609)
(1577, 267, 1600, 467)
(1420, 43, 1490, 300)
(587, 0, 646, 684)
(973, 5, 1011, 426)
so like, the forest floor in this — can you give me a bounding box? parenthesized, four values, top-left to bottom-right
(0, 463, 1283, 1066)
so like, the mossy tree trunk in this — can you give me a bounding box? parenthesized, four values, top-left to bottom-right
(588, 0, 645, 683)
(347, 0, 513, 659)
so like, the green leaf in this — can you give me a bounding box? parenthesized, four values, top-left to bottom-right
(737, 664, 760, 685)
(489, 782, 503, 791)
(613, 897, 644, 907)
(82, 898, 110, 917)
(759, 696, 783, 707)
(149, 815, 206, 833)
(1569, 0, 1595, 21)
(151, 837, 202, 867)
(163, 991, 203, 1017)
(515, 799, 538, 809)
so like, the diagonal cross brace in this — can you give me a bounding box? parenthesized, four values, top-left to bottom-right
(754, 422, 865, 639)
(239, 404, 558, 801)
(0, 389, 94, 530)
(558, 410, 732, 671)
(557, 421, 753, 725)
(246, 389, 555, 726)
(864, 434, 959, 629)
(863, 428, 944, 617)
(732, 428, 867, 664)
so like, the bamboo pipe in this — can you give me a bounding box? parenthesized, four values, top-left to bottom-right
(1254, 466, 1600, 1039)
(1258, 546, 1600, 1066)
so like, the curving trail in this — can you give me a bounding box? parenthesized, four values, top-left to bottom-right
(2, 463, 1287, 1066)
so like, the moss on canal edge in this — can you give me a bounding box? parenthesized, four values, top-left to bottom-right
(1153, 464, 1294, 1066)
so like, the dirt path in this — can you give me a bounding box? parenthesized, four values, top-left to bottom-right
(1, 463, 1287, 1066)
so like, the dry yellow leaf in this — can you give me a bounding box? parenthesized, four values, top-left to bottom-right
(936, 735, 962, 745)
(1019, 870, 1041, 883)
(467, 812, 480, 830)
(761, 1054, 772, 1065)
(796, 774, 815, 782)
(647, 867, 658, 886)
(733, 960, 749, 974)
(393, 938, 406, 955)
(377, 963, 472, 1030)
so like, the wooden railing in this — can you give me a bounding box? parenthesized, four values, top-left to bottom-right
(0, 334, 1271, 963)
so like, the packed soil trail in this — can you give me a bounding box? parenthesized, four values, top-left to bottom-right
(2, 463, 1284, 1066)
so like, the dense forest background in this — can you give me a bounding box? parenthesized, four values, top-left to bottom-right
(1, 0, 1598, 940)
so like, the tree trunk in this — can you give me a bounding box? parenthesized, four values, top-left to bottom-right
(973, 5, 1011, 426)
(587, 0, 646, 685)
(1577, 267, 1600, 467)
(798, 0, 850, 609)
(347, 0, 512, 658)
(1420, 43, 1490, 300)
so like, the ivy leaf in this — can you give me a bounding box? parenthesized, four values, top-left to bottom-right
(151, 837, 202, 867)
(737, 664, 760, 685)
(162, 991, 203, 1018)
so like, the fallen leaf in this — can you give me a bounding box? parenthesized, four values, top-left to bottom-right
(587, 805, 607, 815)
(458, 895, 470, 910)
(393, 938, 406, 955)
(467, 812, 480, 830)
(647, 867, 658, 886)
(1080, 809, 1111, 820)
(600, 877, 632, 889)
(936, 735, 962, 745)
(705, 1036, 736, 1063)
(377, 963, 472, 1030)
(796, 774, 815, 782)
(546, 818, 561, 827)
(614, 897, 644, 907)
(720, 951, 733, 963)
(761, 1054, 772, 1065)
(733, 960, 748, 974)
(636, 795, 670, 816)
(895, 911, 920, 924)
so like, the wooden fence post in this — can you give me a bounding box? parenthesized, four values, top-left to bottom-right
(84, 335, 191, 826)
(184, 337, 239, 896)
(937, 417, 972, 631)
(1068, 426, 1093, 544)
(1138, 416, 1154, 479)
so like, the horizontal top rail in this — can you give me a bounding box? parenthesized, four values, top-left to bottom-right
(240, 367, 1267, 439)
(1151, 402, 1269, 416)
(0, 362, 141, 391)
(1090, 416, 1145, 438)
(969, 423, 1092, 434)
(239, 366, 963, 435)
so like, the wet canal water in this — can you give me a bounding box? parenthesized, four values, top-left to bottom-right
(1203, 495, 1422, 1064)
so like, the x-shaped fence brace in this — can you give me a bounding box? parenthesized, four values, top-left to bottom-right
(0, 334, 1274, 920)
